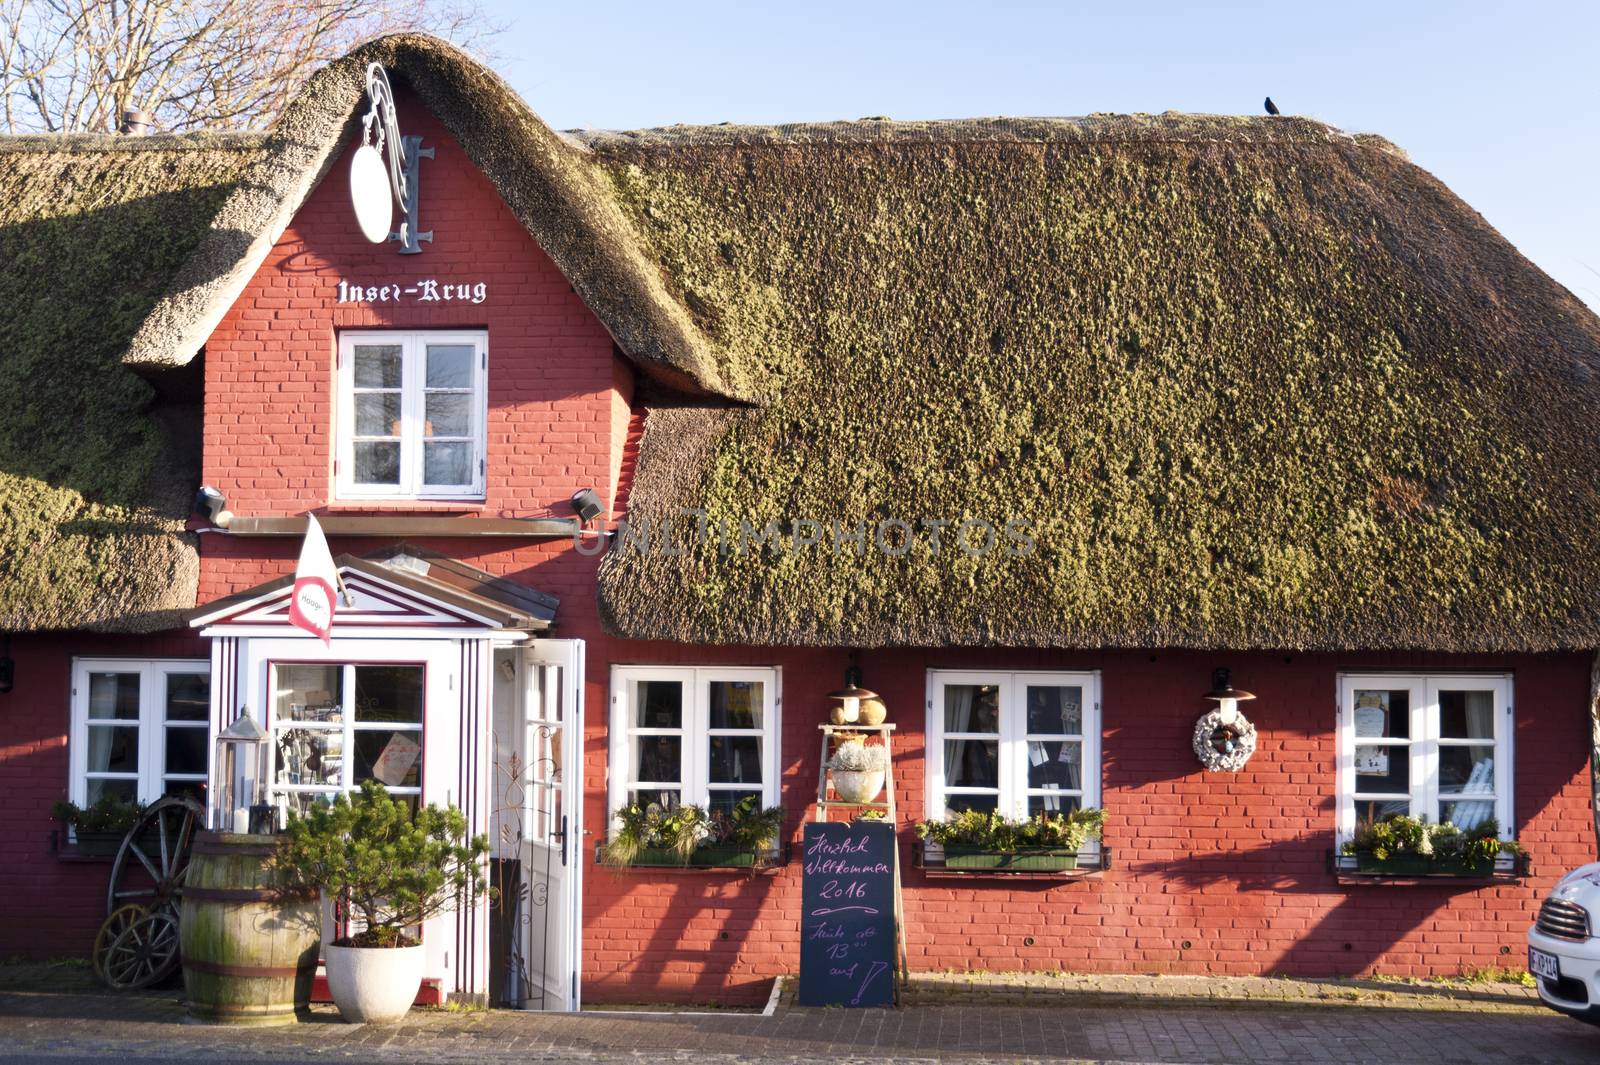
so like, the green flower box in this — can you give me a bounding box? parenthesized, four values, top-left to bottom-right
(71, 830, 128, 857)
(73, 826, 167, 857)
(629, 847, 692, 866)
(689, 844, 760, 868)
(619, 844, 764, 868)
(1353, 854, 1495, 876)
(941, 846, 1080, 871)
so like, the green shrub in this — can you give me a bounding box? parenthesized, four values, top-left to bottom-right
(602, 801, 706, 865)
(275, 781, 489, 948)
(1342, 814, 1524, 865)
(914, 808, 1103, 851)
(52, 795, 143, 834)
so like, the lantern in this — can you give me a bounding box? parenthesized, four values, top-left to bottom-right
(1204, 667, 1256, 726)
(214, 710, 272, 833)
(827, 664, 877, 725)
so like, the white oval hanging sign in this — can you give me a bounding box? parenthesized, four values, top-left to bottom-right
(349, 143, 393, 244)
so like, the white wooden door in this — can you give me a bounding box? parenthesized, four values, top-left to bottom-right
(518, 639, 584, 1010)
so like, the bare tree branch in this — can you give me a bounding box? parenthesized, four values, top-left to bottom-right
(1, 0, 504, 133)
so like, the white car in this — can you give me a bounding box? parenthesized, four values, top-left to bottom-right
(1529, 861, 1600, 1025)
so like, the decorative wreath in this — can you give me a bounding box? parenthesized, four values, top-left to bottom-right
(1192, 708, 1257, 772)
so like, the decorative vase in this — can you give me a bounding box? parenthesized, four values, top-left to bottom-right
(323, 943, 425, 1024)
(857, 698, 887, 726)
(831, 768, 885, 804)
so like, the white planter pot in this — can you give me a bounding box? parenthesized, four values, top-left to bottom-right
(323, 943, 425, 1025)
(831, 768, 885, 804)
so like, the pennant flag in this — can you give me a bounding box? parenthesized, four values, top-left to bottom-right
(288, 515, 339, 644)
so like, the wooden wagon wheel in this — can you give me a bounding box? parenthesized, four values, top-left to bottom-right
(93, 903, 147, 982)
(98, 907, 180, 990)
(106, 795, 203, 919)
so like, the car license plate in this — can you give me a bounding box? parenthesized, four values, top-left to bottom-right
(1529, 946, 1561, 981)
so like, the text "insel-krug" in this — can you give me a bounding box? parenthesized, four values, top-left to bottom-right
(336, 279, 487, 304)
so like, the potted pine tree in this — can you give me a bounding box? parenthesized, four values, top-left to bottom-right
(275, 781, 488, 1024)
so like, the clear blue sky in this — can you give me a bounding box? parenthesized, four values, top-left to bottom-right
(480, 1, 1599, 309)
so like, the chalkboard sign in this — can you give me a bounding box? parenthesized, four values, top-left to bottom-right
(800, 821, 896, 1007)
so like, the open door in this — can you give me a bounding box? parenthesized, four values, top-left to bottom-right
(517, 638, 584, 1010)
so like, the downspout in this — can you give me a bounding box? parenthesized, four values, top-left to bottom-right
(1590, 651, 1600, 857)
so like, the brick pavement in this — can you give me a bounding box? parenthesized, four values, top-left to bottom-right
(0, 983, 1597, 1064)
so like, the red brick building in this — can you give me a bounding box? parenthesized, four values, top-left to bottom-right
(4, 34, 1600, 1007)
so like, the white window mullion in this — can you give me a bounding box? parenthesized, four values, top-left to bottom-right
(1413, 681, 1432, 822)
(1497, 682, 1513, 836)
(1001, 676, 1026, 820)
(685, 673, 706, 810)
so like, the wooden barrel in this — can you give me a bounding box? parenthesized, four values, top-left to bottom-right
(179, 832, 320, 1025)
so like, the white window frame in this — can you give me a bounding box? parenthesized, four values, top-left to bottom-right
(336, 330, 488, 500)
(1336, 673, 1514, 843)
(266, 660, 427, 811)
(69, 658, 211, 808)
(925, 670, 1102, 821)
(607, 666, 780, 821)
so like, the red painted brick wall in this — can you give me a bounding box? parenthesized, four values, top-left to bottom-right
(578, 647, 1595, 1003)
(0, 630, 208, 956)
(199, 89, 620, 537)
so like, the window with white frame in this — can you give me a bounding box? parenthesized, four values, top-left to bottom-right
(269, 662, 424, 816)
(1337, 673, 1513, 840)
(69, 659, 210, 808)
(926, 671, 1101, 820)
(608, 667, 779, 819)
(337, 330, 487, 499)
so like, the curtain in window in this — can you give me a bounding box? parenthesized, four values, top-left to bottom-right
(1450, 691, 1495, 830)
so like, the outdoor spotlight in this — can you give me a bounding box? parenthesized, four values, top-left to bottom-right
(0, 650, 12, 694)
(194, 485, 233, 527)
(570, 488, 603, 525)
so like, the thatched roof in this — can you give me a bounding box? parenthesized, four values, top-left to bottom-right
(121, 35, 744, 399)
(587, 116, 1600, 651)
(10, 33, 1600, 651)
(0, 133, 263, 633)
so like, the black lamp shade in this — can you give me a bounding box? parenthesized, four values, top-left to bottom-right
(570, 488, 603, 524)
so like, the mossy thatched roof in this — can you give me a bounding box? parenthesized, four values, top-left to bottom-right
(11, 34, 1600, 650)
(0, 133, 263, 632)
(587, 116, 1600, 651)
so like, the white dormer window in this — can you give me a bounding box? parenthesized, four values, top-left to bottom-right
(336, 330, 487, 500)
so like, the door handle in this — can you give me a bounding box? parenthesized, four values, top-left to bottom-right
(554, 814, 568, 867)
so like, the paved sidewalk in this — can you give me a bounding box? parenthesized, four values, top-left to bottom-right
(903, 970, 1543, 1013)
(0, 979, 1597, 1065)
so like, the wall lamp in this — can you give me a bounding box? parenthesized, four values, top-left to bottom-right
(0, 634, 13, 695)
(1204, 667, 1255, 726)
(195, 485, 233, 528)
(570, 488, 603, 525)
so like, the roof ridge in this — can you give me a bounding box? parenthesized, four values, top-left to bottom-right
(0, 131, 268, 153)
(569, 112, 1393, 153)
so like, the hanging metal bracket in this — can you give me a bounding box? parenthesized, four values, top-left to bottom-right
(392, 135, 434, 254)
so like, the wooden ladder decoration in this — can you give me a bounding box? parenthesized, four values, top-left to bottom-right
(814, 723, 910, 995)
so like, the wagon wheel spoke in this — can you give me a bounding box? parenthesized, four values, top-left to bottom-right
(127, 840, 161, 882)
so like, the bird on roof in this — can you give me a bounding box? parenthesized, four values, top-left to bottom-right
(1264, 97, 1281, 116)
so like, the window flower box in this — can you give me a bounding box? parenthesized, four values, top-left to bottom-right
(72, 830, 129, 857)
(1353, 854, 1494, 877)
(689, 844, 761, 868)
(619, 845, 764, 868)
(942, 846, 1080, 872)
